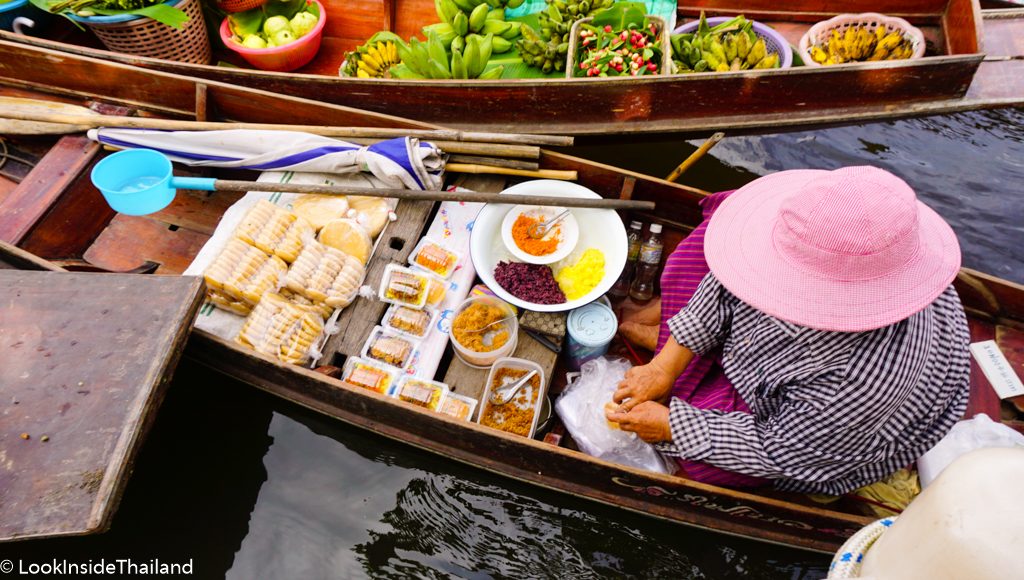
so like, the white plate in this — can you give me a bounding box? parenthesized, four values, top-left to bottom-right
(500, 204, 579, 265)
(470, 180, 628, 313)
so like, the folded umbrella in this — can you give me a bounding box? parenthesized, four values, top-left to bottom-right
(87, 129, 445, 191)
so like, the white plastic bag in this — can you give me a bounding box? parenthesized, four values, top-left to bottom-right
(555, 357, 673, 474)
(917, 413, 1024, 487)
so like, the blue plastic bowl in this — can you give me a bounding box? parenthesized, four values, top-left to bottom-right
(91, 149, 177, 216)
(1, 0, 54, 32)
(66, 0, 180, 23)
(674, 16, 793, 69)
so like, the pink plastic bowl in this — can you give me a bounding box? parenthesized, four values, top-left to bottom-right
(220, 0, 325, 72)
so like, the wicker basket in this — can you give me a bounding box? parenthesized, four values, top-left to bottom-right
(217, 0, 265, 13)
(798, 12, 925, 67)
(78, 0, 211, 64)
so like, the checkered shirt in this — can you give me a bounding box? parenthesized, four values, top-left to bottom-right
(655, 273, 970, 495)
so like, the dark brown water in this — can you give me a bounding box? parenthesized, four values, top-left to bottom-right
(3, 108, 1022, 578)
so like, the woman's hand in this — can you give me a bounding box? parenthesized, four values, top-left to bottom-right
(606, 401, 672, 443)
(612, 360, 675, 412)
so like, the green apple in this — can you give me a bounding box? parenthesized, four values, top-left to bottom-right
(263, 15, 291, 36)
(271, 29, 296, 46)
(240, 34, 267, 49)
(290, 11, 318, 38)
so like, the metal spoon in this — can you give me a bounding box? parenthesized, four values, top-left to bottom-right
(528, 209, 570, 239)
(489, 370, 538, 406)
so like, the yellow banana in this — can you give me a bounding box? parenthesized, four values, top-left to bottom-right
(358, 60, 380, 75)
(357, 69, 371, 78)
(810, 46, 828, 64)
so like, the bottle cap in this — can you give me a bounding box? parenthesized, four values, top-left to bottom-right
(650, 223, 663, 234)
(629, 220, 642, 229)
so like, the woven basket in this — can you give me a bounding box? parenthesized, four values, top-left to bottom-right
(217, 0, 265, 13)
(80, 0, 211, 64)
(799, 12, 925, 67)
(674, 16, 793, 69)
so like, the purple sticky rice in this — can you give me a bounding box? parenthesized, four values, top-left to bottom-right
(494, 261, 566, 305)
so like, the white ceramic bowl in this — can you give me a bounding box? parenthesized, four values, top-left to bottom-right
(470, 180, 628, 313)
(500, 204, 579, 265)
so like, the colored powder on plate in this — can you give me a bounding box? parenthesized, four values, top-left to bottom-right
(493, 261, 566, 305)
(511, 214, 559, 256)
(555, 248, 606, 301)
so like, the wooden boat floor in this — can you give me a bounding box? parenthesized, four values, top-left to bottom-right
(0, 269, 205, 541)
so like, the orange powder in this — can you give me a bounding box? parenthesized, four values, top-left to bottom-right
(512, 214, 559, 256)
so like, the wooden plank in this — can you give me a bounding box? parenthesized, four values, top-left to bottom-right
(0, 271, 205, 541)
(83, 214, 210, 275)
(327, 199, 434, 359)
(0, 135, 99, 246)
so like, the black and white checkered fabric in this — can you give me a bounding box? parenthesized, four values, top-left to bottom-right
(656, 273, 970, 495)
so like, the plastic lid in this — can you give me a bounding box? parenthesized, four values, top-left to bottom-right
(629, 220, 642, 229)
(567, 302, 617, 348)
(650, 223, 663, 234)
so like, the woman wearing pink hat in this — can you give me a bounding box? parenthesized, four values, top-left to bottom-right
(608, 166, 970, 494)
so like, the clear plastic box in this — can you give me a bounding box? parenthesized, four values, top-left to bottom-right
(408, 236, 461, 279)
(439, 392, 478, 422)
(391, 376, 449, 411)
(378, 263, 430, 309)
(360, 325, 420, 370)
(477, 357, 546, 438)
(341, 356, 399, 395)
(382, 303, 437, 339)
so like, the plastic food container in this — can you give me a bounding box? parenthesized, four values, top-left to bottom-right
(360, 325, 420, 370)
(439, 392, 478, 422)
(450, 295, 518, 368)
(409, 237, 460, 279)
(392, 376, 448, 411)
(478, 357, 546, 438)
(382, 303, 437, 338)
(566, 301, 617, 370)
(378, 264, 430, 309)
(341, 357, 399, 395)
(220, 0, 326, 72)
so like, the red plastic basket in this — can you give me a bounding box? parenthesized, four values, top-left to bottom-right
(217, 0, 265, 14)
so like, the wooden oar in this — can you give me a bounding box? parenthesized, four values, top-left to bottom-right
(665, 132, 724, 182)
(0, 101, 573, 146)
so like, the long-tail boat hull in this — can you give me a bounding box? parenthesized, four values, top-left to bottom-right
(2, 1, 1022, 136)
(2, 45, 1022, 553)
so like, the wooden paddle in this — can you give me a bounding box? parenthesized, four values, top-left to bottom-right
(665, 132, 724, 182)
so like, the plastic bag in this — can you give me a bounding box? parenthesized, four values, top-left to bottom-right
(555, 357, 674, 474)
(917, 413, 1024, 488)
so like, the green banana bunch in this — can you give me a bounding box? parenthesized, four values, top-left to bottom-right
(516, 0, 611, 72)
(669, 12, 781, 74)
(393, 31, 505, 79)
(431, 0, 520, 54)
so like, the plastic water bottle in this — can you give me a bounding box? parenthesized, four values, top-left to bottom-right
(608, 220, 643, 299)
(629, 223, 663, 303)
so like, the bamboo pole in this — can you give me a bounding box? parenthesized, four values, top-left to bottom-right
(205, 181, 655, 210)
(665, 132, 724, 182)
(0, 108, 573, 146)
(445, 163, 577, 181)
(446, 154, 540, 171)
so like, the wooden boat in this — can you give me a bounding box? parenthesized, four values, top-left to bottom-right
(2, 45, 1023, 553)
(2, 1, 1023, 137)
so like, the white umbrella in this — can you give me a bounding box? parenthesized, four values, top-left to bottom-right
(87, 128, 445, 190)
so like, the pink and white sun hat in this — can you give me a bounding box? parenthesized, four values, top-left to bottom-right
(704, 166, 961, 332)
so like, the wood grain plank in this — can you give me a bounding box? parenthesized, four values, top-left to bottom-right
(0, 271, 204, 541)
(83, 214, 210, 275)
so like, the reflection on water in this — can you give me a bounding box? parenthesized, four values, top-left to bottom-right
(5, 111, 1021, 578)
